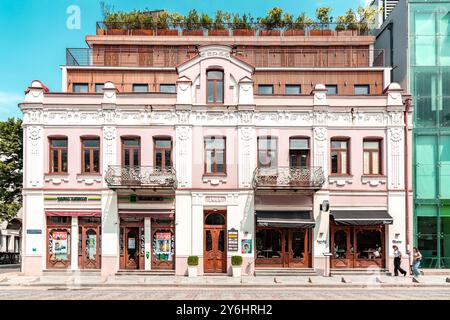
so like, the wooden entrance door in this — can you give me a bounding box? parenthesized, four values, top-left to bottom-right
(124, 227, 140, 269)
(79, 222, 101, 269)
(286, 229, 309, 268)
(204, 211, 227, 273)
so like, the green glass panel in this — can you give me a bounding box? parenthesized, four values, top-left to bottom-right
(440, 136, 450, 198)
(440, 217, 450, 265)
(441, 207, 450, 217)
(414, 71, 438, 126)
(441, 69, 450, 126)
(415, 12, 435, 36)
(416, 205, 438, 217)
(416, 135, 437, 198)
(439, 36, 450, 65)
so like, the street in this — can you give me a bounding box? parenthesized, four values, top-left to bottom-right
(0, 286, 450, 300)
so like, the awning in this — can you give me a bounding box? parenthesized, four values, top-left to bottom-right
(330, 210, 393, 226)
(46, 210, 101, 217)
(256, 210, 315, 228)
(118, 209, 174, 218)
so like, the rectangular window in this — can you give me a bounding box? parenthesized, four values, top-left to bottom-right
(258, 85, 274, 95)
(285, 85, 301, 95)
(81, 138, 100, 174)
(207, 70, 224, 104)
(258, 137, 277, 168)
(154, 138, 172, 169)
(159, 84, 176, 93)
(204, 137, 226, 174)
(132, 84, 149, 92)
(363, 140, 381, 175)
(122, 138, 140, 166)
(49, 138, 68, 173)
(354, 85, 370, 95)
(289, 138, 309, 167)
(331, 139, 349, 174)
(73, 83, 88, 93)
(325, 85, 338, 95)
(95, 84, 104, 93)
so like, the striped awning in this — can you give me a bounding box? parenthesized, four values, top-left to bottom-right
(45, 210, 101, 217)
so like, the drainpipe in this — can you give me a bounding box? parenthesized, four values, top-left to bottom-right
(404, 98, 412, 267)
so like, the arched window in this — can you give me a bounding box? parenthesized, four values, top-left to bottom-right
(207, 70, 224, 104)
(205, 213, 226, 225)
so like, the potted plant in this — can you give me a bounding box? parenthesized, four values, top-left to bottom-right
(284, 12, 311, 36)
(232, 13, 255, 36)
(104, 12, 128, 35)
(187, 256, 198, 277)
(130, 12, 154, 36)
(356, 5, 381, 35)
(259, 7, 282, 36)
(183, 9, 203, 36)
(311, 6, 333, 36)
(155, 11, 178, 36)
(209, 10, 230, 36)
(231, 256, 243, 277)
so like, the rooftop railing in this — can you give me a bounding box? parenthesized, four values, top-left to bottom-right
(252, 166, 325, 191)
(95, 21, 376, 37)
(66, 47, 384, 68)
(105, 165, 177, 189)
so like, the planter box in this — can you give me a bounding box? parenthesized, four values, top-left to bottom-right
(155, 29, 179, 36)
(310, 29, 333, 36)
(208, 29, 229, 36)
(259, 30, 281, 36)
(284, 29, 305, 36)
(107, 29, 128, 35)
(182, 29, 204, 36)
(232, 265, 242, 277)
(188, 265, 198, 277)
(232, 29, 255, 36)
(131, 29, 154, 36)
(336, 29, 358, 36)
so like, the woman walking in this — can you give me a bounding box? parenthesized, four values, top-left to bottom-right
(412, 247, 422, 278)
(392, 245, 407, 276)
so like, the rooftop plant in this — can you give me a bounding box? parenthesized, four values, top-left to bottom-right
(259, 7, 284, 29)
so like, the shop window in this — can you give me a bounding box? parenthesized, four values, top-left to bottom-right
(204, 137, 226, 175)
(354, 85, 370, 95)
(95, 84, 104, 93)
(153, 230, 174, 262)
(159, 84, 176, 93)
(73, 83, 88, 93)
(258, 137, 278, 169)
(289, 137, 309, 167)
(258, 85, 274, 95)
(363, 139, 382, 175)
(132, 84, 148, 92)
(154, 138, 172, 169)
(81, 138, 100, 174)
(48, 229, 71, 262)
(417, 216, 438, 267)
(49, 137, 68, 174)
(122, 138, 140, 166)
(256, 229, 281, 259)
(416, 135, 437, 199)
(207, 70, 224, 104)
(333, 230, 348, 259)
(331, 139, 349, 175)
(285, 85, 301, 95)
(325, 85, 338, 95)
(355, 230, 382, 260)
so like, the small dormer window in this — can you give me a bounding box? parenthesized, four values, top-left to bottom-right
(207, 70, 224, 104)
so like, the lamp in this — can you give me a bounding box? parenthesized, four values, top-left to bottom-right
(320, 200, 330, 212)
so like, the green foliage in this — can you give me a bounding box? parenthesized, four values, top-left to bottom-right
(187, 256, 199, 266)
(231, 13, 254, 30)
(259, 7, 284, 29)
(185, 9, 200, 30)
(294, 13, 313, 30)
(231, 256, 243, 266)
(214, 10, 231, 30)
(315, 7, 333, 24)
(0, 118, 22, 222)
(344, 9, 358, 30)
(201, 13, 213, 29)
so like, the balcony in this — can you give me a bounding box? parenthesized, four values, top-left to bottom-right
(105, 166, 177, 189)
(252, 166, 325, 191)
(66, 47, 384, 68)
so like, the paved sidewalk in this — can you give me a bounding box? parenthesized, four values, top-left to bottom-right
(1, 272, 450, 288)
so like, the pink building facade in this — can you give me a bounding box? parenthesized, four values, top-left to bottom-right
(20, 45, 413, 277)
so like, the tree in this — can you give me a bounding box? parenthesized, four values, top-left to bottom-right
(0, 118, 23, 222)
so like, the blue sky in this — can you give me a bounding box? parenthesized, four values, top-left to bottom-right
(0, 0, 367, 120)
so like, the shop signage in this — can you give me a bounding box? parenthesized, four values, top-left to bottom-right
(205, 196, 226, 203)
(44, 196, 101, 202)
(57, 196, 88, 202)
(227, 228, 239, 252)
(26, 229, 42, 234)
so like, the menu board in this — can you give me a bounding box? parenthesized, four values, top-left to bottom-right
(227, 228, 239, 252)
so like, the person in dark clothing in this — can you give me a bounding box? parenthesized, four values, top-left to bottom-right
(392, 245, 407, 276)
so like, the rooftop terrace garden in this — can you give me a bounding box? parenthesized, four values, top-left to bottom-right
(97, 5, 382, 36)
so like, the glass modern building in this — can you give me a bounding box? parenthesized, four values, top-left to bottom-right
(410, 0, 450, 268)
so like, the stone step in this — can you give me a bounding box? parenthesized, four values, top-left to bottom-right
(421, 269, 450, 276)
(116, 270, 175, 276)
(255, 268, 317, 276)
(330, 268, 389, 276)
(42, 270, 101, 277)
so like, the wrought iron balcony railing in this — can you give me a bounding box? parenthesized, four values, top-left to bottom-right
(105, 165, 177, 189)
(252, 166, 325, 190)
